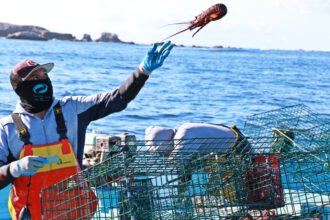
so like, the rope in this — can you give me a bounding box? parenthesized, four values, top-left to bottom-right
(272, 128, 328, 165)
(273, 128, 330, 137)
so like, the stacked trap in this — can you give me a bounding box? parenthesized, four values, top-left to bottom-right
(243, 104, 329, 152)
(40, 104, 329, 219)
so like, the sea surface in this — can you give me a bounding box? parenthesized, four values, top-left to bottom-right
(0, 38, 329, 218)
(0, 39, 329, 138)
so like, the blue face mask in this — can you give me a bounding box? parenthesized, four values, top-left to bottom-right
(15, 77, 53, 113)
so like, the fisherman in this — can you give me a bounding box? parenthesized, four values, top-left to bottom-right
(0, 41, 173, 219)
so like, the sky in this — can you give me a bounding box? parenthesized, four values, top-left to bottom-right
(1, 0, 330, 50)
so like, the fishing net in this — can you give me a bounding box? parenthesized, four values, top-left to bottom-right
(40, 136, 329, 219)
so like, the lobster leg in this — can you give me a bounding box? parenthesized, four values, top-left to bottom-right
(192, 23, 207, 37)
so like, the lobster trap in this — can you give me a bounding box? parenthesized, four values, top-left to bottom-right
(40, 136, 329, 219)
(243, 104, 330, 152)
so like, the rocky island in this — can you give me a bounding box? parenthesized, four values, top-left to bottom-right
(0, 22, 231, 48)
(0, 22, 133, 44)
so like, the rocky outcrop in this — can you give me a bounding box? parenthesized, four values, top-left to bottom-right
(6, 31, 47, 41)
(0, 22, 75, 41)
(94, 33, 135, 44)
(95, 32, 122, 43)
(0, 22, 47, 37)
(81, 34, 92, 42)
(41, 31, 75, 41)
(192, 45, 207, 48)
(0, 22, 135, 44)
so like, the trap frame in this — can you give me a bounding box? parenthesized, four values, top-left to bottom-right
(40, 104, 329, 219)
(243, 104, 329, 152)
(40, 137, 329, 219)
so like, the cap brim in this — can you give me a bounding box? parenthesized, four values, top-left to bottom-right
(22, 63, 54, 81)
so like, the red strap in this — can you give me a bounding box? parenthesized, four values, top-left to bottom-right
(61, 139, 71, 154)
(24, 144, 33, 156)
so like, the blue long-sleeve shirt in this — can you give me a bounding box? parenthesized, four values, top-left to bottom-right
(0, 68, 148, 189)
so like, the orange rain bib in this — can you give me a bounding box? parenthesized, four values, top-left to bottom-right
(8, 139, 98, 220)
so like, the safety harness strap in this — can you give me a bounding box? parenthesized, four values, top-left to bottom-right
(53, 102, 68, 140)
(11, 113, 31, 146)
(11, 102, 68, 146)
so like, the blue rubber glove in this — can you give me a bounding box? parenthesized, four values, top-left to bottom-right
(10, 156, 46, 177)
(139, 41, 174, 75)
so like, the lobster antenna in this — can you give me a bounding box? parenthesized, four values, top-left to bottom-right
(161, 27, 190, 41)
(160, 21, 190, 29)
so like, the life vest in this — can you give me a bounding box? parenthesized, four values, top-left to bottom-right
(8, 103, 98, 220)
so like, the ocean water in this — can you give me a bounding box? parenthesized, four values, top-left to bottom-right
(0, 39, 329, 139)
(0, 39, 329, 218)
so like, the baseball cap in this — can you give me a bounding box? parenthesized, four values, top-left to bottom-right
(11, 59, 54, 81)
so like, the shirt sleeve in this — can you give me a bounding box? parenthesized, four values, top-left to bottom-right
(0, 123, 16, 189)
(0, 124, 9, 166)
(71, 68, 149, 123)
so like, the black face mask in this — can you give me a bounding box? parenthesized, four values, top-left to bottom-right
(14, 77, 53, 113)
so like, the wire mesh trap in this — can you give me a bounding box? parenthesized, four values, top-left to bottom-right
(243, 104, 330, 152)
(40, 136, 329, 219)
(39, 105, 329, 219)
